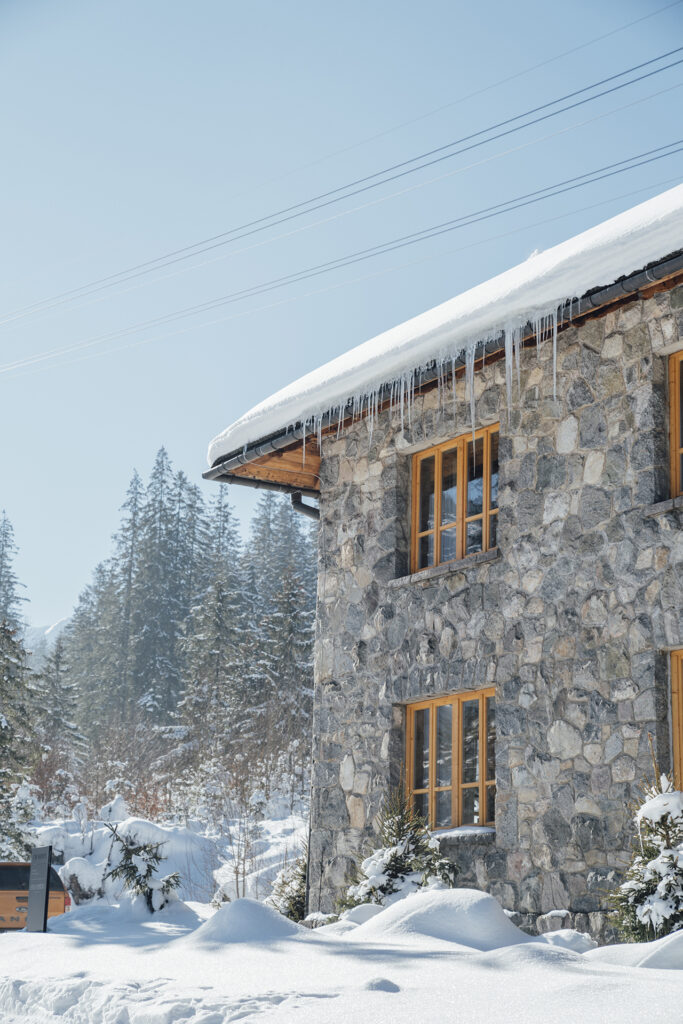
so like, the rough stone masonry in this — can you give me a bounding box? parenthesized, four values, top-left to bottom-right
(307, 284, 683, 940)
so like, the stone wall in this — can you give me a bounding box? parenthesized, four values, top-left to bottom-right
(308, 285, 683, 940)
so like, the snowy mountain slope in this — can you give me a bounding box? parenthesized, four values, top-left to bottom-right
(23, 618, 69, 669)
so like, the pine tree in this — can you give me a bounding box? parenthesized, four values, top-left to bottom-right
(267, 844, 308, 922)
(338, 789, 458, 911)
(0, 511, 26, 629)
(609, 764, 683, 941)
(30, 636, 85, 816)
(0, 622, 35, 855)
(104, 822, 180, 912)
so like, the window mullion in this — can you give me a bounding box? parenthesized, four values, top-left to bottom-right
(435, 450, 442, 568)
(429, 699, 436, 828)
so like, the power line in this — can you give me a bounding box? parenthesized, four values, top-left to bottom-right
(233, 0, 683, 196)
(6, 174, 681, 383)
(3, 143, 680, 377)
(2, 47, 682, 328)
(11, 78, 680, 333)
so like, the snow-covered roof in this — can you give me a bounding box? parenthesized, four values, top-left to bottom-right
(208, 185, 683, 467)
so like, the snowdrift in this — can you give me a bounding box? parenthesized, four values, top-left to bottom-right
(189, 897, 304, 944)
(346, 888, 596, 952)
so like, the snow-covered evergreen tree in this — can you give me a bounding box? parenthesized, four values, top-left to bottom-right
(30, 637, 85, 816)
(105, 822, 180, 912)
(610, 768, 683, 941)
(267, 845, 308, 922)
(338, 789, 458, 911)
(0, 622, 36, 855)
(0, 511, 26, 629)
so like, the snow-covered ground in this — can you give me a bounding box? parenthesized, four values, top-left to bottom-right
(31, 796, 308, 906)
(2, 888, 683, 1023)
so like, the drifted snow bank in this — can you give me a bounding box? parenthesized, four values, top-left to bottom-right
(343, 888, 597, 952)
(208, 185, 683, 464)
(1, 889, 683, 1023)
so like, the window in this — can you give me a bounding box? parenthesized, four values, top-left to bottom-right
(672, 650, 683, 789)
(406, 689, 495, 830)
(670, 352, 683, 498)
(411, 425, 499, 572)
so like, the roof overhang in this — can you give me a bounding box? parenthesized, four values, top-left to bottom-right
(204, 250, 683, 496)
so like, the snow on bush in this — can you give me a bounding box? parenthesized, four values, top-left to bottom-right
(104, 822, 180, 913)
(610, 768, 683, 941)
(338, 789, 457, 912)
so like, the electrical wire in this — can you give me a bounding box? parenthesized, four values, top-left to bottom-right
(2, 142, 681, 377)
(6, 173, 682, 383)
(2, 47, 682, 328)
(8, 77, 680, 334)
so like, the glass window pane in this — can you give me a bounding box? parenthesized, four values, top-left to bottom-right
(413, 791, 430, 822)
(461, 788, 480, 824)
(419, 456, 435, 532)
(436, 704, 452, 787)
(486, 785, 496, 824)
(461, 700, 479, 783)
(413, 708, 430, 790)
(489, 514, 497, 549)
(466, 438, 484, 516)
(440, 527, 457, 563)
(441, 449, 458, 525)
(486, 697, 495, 782)
(418, 533, 434, 569)
(490, 431, 499, 510)
(436, 790, 452, 828)
(466, 519, 482, 555)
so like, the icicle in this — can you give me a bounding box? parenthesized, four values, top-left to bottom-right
(552, 308, 558, 401)
(465, 344, 476, 448)
(451, 355, 457, 420)
(504, 327, 513, 418)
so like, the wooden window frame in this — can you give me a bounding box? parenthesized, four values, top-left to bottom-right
(405, 688, 495, 831)
(672, 650, 683, 790)
(670, 352, 683, 499)
(410, 424, 499, 573)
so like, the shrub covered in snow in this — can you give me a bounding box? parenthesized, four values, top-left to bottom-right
(610, 769, 683, 941)
(104, 822, 180, 913)
(266, 845, 308, 922)
(338, 789, 457, 912)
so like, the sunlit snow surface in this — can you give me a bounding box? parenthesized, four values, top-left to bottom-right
(208, 185, 683, 466)
(2, 889, 683, 1023)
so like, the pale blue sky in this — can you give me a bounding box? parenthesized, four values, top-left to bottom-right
(1, 0, 681, 625)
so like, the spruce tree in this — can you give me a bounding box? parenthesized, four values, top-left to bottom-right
(0, 622, 35, 855)
(0, 511, 26, 629)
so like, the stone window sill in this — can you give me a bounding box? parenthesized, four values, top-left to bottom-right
(645, 496, 683, 518)
(387, 547, 500, 589)
(434, 826, 496, 846)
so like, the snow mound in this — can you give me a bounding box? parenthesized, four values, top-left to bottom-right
(190, 897, 303, 944)
(350, 888, 529, 950)
(587, 929, 683, 970)
(340, 903, 385, 925)
(99, 794, 129, 822)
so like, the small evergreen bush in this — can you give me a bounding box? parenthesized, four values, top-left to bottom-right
(609, 753, 683, 942)
(105, 822, 180, 913)
(338, 788, 458, 912)
(267, 844, 308, 922)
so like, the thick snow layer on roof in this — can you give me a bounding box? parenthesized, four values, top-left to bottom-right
(208, 185, 683, 466)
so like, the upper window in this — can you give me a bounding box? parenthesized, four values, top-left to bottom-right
(406, 689, 495, 830)
(672, 649, 683, 790)
(411, 425, 499, 572)
(670, 352, 683, 498)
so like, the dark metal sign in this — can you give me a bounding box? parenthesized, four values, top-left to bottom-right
(26, 846, 52, 932)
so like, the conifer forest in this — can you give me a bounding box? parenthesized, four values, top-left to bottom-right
(0, 447, 316, 847)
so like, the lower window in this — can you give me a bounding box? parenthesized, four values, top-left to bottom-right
(406, 689, 495, 829)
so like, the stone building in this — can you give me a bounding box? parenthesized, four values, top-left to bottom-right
(206, 187, 683, 938)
